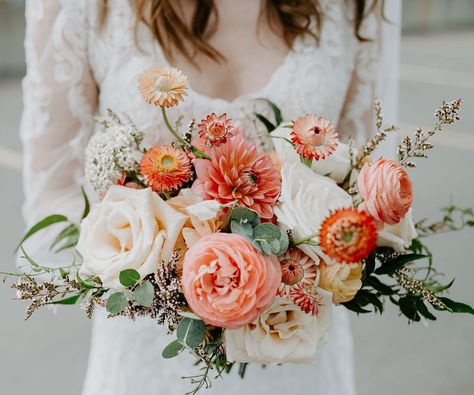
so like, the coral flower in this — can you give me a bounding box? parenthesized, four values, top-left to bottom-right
(277, 248, 320, 314)
(182, 233, 282, 329)
(319, 261, 363, 304)
(198, 113, 235, 146)
(138, 66, 188, 108)
(291, 115, 338, 160)
(358, 159, 413, 225)
(191, 135, 281, 219)
(140, 145, 193, 193)
(288, 286, 325, 315)
(319, 208, 378, 264)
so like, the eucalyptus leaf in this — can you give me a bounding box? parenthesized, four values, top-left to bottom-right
(230, 220, 254, 238)
(276, 229, 289, 256)
(106, 292, 128, 314)
(162, 340, 184, 359)
(133, 281, 154, 307)
(15, 214, 68, 252)
(270, 239, 281, 255)
(230, 207, 260, 227)
(177, 317, 206, 348)
(119, 269, 141, 288)
(259, 240, 272, 256)
(253, 223, 281, 241)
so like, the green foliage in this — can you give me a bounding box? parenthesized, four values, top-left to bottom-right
(15, 214, 68, 252)
(81, 186, 90, 219)
(133, 281, 154, 308)
(228, 207, 289, 256)
(162, 340, 185, 359)
(253, 98, 283, 133)
(374, 253, 427, 275)
(437, 297, 474, 315)
(106, 292, 128, 314)
(177, 317, 207, 348)
(119, 269, 141, 288)
(50, 294, 82, 305)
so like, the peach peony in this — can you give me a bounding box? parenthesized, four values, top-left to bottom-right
(358, 159, 413, 225)
(191, 135, 281, 219)
(182, 233, 282, 329)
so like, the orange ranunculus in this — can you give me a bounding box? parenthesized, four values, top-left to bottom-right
(358, 159, 413, 225)
(182, 233, 281, 329)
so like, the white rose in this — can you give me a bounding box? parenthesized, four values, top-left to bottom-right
(274, 162, 352, 263)
(224, 292, 332, 364)
(77, 186, 187, 289)
(271, 125, 351, 183)
(377, 209, 418, 252)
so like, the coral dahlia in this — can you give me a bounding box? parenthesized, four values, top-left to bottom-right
(191, 135, 281, 219)
(140, 145, 193, 193)
(291, 115, 338, 160)
(319, 208, 378, 264)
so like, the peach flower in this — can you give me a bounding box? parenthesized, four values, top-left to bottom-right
(319, 261, 363, 304)
(191, 135, 281, 219)
(182, 233, 282, 329)
(358, 159, 413, 225)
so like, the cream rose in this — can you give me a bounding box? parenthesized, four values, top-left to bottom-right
(377, 209, 418, 252)
(319, 262, 363, 304)
(274, 162, 352, 263)
(224, 292, 332, 364)
(271, 124, 351, 183)
(77, 185, 187, 288)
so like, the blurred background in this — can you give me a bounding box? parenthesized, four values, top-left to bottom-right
(0, 0, 473, 394)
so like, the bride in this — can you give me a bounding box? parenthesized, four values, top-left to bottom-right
(20, 0, 400, 394)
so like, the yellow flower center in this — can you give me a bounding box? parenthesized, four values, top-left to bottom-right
(156, 153, 179, 172)
(153, 76, 173, 92)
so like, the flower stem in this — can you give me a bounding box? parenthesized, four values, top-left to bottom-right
(161, 107, 210, 159)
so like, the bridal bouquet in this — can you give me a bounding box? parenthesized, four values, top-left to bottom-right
(6, 67, 474, 393)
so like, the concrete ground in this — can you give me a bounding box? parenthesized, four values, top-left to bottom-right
(0, 30, 473, 395)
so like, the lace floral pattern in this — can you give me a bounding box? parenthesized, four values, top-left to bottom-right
(20, 0, 396, 394)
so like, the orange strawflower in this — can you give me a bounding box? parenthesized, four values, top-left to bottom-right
(138, 66, 188, 108)
(319, 208, 378, 264)
(140, 145, 193, 193)
(291, 115, 338, 160)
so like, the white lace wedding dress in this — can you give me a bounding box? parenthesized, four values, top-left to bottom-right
(20, 1, 400, 394)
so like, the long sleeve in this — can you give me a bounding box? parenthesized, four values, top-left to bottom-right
(19, 0, 98, 266)
(337, 0, 401, 149)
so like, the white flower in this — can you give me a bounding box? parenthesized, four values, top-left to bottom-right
(185, 199, 223, 221)
(274, 162, 352, 263)
(224, 292, 332, 364)
(77, 186, 187, 289)
(271, 124, 351, 183)
(85, 116, 143, 193)
(377, 209, 418, 251)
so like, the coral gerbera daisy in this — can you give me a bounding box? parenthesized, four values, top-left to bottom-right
(319, 208, 378, 264)
(288, 286, 325, 315)
(140, 145, 193, 193)
(138, 66, 188, 108)
(291, 115, 338, 161)
(191, 135, 281, 219)
(198, 113, 235, 147)
(277, 248, 320, 314)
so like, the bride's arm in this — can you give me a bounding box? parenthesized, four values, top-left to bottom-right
(19, 0, 97, 266)
(337, 1, 401, 150)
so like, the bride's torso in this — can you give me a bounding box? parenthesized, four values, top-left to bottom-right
(81, 0, 375, 151)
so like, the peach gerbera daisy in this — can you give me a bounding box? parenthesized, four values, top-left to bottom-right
(138, 66, 188, 108)
(291, 115, 338, 160)
(198, 113, 235, 147)
(140, 145, 193, 193)
(191, 135, 281, 219)
(319, 208, 378, 264)
(289, 286, 325, 315)
(277, 248, 320, 314)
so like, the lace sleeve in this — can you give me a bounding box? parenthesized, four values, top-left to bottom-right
(19, 0, 97, 265)
(337, 1, 401, 145)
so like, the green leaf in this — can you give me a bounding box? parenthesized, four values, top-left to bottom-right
(426, 279, 455, 293)
(374, 253, 427, 275)
(255, 98, 283, 125)
(416, 299, 437, 320)
(162, 340, 184, 359)
(230, 220, 254, 238)
(259, 239, 272, 256)
(50, 294, 82, 305)
(238, 363, 248, 379)
(254, 112, 276, 133)
(230, 207, 260, 227)
(54, 233, 80, 253)
(81, 186, 90, 219)
(276, 230, 290, 256)
(364, 252, 376, 276)
(119, 269, 141, 287)
(106, 292, 128, 314)
(366, 276, 396, 295)
(399, 296, 421, 322)
(15, 214, 68, 252)
(76, 272, 97, 290)
(49, 224, 79, 251)
(133, 281, 154, 307)
(253, 223, 281, 241)
(437, 297, 474, 315)
(270, 239, 281, 255)
(343, 297, 372, 314)
(177, 317, 206, 348)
